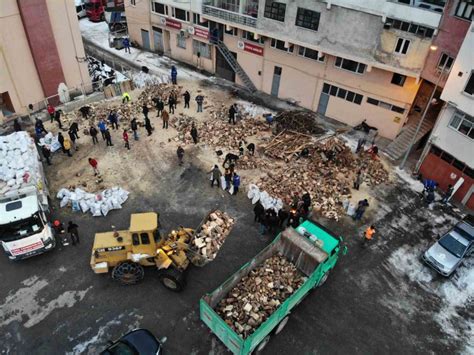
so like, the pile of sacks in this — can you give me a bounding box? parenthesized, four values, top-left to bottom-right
(38, 132, 62, 153)
(0, 132, 43, 195)
(57, 187, 129, 217)
(247, 184, 283, 212)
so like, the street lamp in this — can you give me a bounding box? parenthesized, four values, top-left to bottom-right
(399, 46, 448, 170)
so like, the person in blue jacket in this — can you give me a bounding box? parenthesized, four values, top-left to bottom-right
(232, 173, 241, 195)
(98, 119, 107, 140)
(123, 37, 131, 54)
(171, 65, 177, 85)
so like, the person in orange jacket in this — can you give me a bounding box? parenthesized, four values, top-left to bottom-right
(362, 225, 376, 247)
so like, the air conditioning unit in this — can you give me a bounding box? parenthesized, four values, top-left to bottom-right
(180, 29, 190, 38)
(160, 17, 166, 25)
(237, 40, 244, 49)
(187, 26, 195, 35)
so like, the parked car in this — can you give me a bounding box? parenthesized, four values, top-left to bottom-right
(76, 0, 87, 19)
(100, 329, 164, 355)
(423, 216, 474, 277)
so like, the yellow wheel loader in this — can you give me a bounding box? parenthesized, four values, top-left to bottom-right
(90, 212, 214, 291)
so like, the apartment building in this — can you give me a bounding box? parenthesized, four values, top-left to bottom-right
(0, 0, 90, 121)
(125, 0, 447, 139)
(418, 22, 474, 209)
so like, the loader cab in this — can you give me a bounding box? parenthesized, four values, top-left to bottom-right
(129, 213, 160, 256)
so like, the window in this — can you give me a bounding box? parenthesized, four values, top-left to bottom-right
(441, 151, 454, 164)
(394, 38, 410, 55)
(335, 57, 366, 74)
(264, 1, 286, 22)
(132, 233, 140, 245)
(324, 83, 363, 105)
(173, 7, 189, 21)
(367, 97, 405, 114)
(140, 233, 150, 245)
(449, 110, 474, 138)
(455, 0, 473, 20)
(177, 33, 186, 49)
(453, 159, 466, 171)
(464, 71, 474, 95)
(271, 38, 293, 53)
(464, 166, 474, 179)
(387, 17, 435, 38)
(430, 145, 442, 156)
(295, 8, 320, 31)
(242, 30, 263, 44)
(193, 40, 211, 59)
(298, 46, 325, 62)
(391, 73, 407, 86)
(151, 2, 166, 15)
(438, 53, 454, 71)
(192, 13, 208, 27)
(225, 27, 238, 36)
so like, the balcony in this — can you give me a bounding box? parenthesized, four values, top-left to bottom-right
(202, 0, 258, 28)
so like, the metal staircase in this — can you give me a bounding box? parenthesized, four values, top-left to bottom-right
(213, 39, 257, 92)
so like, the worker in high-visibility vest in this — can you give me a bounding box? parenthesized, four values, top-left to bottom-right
(362, 225, 376, 247)
(122, 92, 131, 103)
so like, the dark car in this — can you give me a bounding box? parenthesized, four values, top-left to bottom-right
(423, 216, 474, 277)
(101, 329, 163, 355)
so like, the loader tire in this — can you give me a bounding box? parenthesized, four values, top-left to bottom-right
(158, 268, 186, 292)
(112, 261, 144, 285)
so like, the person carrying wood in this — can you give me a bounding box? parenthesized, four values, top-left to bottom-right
(209, 165, 222, 188)
(362, 225, 376, 247)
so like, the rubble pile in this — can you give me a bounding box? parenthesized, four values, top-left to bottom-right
(216, 255, 304, 338)
(192, 210, 234, 260)
(357, 154, 390, 185)
(235, 155, 269, 170)
(263, 131, 314, 160)
(137, 83, 182, 108)
(275, 111, 326, 135)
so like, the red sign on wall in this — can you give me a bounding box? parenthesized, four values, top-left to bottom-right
(166, 18, 182, 30)
(244, 42, 264, 56)
(194, 27, 209, 40)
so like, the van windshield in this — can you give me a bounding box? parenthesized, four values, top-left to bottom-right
(439, 234, 467, 258)
(0, 212, 44, 242)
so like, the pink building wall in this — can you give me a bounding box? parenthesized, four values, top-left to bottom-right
(421, 0, 470, 86)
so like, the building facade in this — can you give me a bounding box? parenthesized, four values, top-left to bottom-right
(418, 22, 474, 209)
(0, 0, 91, 121)
(125, 0, 447, 139)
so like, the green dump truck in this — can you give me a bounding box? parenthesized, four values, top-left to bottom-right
(200, 213, 346, 354)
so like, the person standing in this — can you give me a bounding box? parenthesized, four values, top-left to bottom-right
(162, 110, 169, 129)
(171, 65, 177, 85)
(123, 130, 130, 150)
(355, 137, 366, 154)
(104, 129, 113, 146)
(156, 97, 164, 117)
(278, 207, 289, 227)
(41, 146, 52, 166)
(108, 110, 119, 130)
(144, 117, 153, 136)
(47, 104, 55, 123)
(122, 92, 131, 103)
(90, 126, 99, 144)
(69, 121, 80, 139)
(142, 104, 149, 120)
(98, 119, 107, 140)
(239, 141, 244, 156)
(353, 199, 369, 221)
(35, 118, 47, 134)
(302, 192, 311, 215)
(67, 221, 80, 246)
(195, 94, 204, 112)
(247, 142, 255, 155)
(57, 132, 65, 152)
(353, 169, 364, 190)
(190, 124, 198, 144)
(362, 225, 376, 247)
(168, 95, 175, 114)
(131, 118, 139, 140)
(224, 168, 232, 191)
(54, 110, 63, 129)
(232, 172, 240, 195)
(68, 129, 78, 151)
(88, 158, 99, 175)
(442, 184, 454, 204)
(177, 146, 184, 165)
(123, 37, 131, 54)
(183, 90, 190, 109)
(228, 104, 236, 125)
(253, 201, 264, 223)
(63, 137, 72, 157)
(209, 165, 222, 187)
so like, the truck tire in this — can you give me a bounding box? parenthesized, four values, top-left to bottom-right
(317, 271, 329, 287)
(112, 261, 144, 285)
(254, 335, 271, 353)
(158, 268, 186, 292)
(274, 316, 289, 335)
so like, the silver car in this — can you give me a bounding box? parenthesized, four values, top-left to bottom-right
(423, 217, 474, 277)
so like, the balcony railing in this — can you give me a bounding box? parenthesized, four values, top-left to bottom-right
(202, 1, 258, 28)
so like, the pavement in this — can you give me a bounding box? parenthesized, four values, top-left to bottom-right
(0, 19, 472, 355)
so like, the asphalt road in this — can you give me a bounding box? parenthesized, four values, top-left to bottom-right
(0, 153, 471, 354)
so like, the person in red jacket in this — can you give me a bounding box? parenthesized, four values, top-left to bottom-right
(47, 104, 55, 123)
(123, 129, 130, 150)
(88, 158, 99, 176)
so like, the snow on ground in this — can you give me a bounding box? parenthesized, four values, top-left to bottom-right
(395, 167, 424, 192)
(388, 244, 474, 353)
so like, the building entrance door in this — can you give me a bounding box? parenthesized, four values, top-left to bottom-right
(216, 49, 236, 82)
(271, 66, 281, 96)
(163, 30, 171, 54)
(141, 29, 151, 50)
(317, 91, 329, 115)
(152, 27, 164, 53)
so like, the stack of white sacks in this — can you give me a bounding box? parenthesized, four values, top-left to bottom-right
(0, 132, 43, 196)
(38, 132, 62, 152)
(57, 187, 129, 217)
(247, 184, 283, 212)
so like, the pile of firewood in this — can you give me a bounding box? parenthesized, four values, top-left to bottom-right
(235, 155, 269, 170)
(192, 210, 234, 260)
(137, 83, 182, 108)
(216, 254, 304, 338)
(263, 131, 314, 160)
(275, 111, 326, 135)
